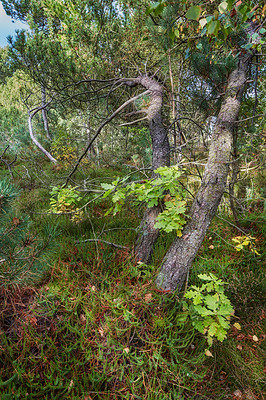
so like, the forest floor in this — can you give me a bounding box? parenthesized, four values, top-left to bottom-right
(0, 160, 265, 399)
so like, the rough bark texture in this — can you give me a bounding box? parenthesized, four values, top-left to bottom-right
(156, 54, 252, 291)
(134, 76, 170, 263)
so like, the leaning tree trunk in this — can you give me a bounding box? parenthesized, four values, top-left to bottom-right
(156, 53, 252, 291)
(134, 76, 170, 263)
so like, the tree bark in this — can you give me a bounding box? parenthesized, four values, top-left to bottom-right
(156, 53, 252, 291)
(134, 76, 170, 263)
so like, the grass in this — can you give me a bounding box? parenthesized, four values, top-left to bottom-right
(0, 160, 265, 399)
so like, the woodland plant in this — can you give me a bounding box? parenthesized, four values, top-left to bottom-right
(183, 273, 234, 347)
(49, 185, 84, 223)
(101, 166, 187, 237)
(0, 178, 58, 288)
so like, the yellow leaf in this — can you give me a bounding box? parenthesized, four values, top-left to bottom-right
(233, 323, 241, 330)
(205, 349, 213, 357)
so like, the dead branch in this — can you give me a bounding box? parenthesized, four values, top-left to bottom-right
(64, 90, 151, 186)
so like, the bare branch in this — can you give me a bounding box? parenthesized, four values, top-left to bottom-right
(77, 239, 129, 249)
(65, 90, 151, 185)
(0, 146, 17, 179)
(119, 117, 148, 127)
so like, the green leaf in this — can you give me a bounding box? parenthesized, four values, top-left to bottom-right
(194, 305, 213, 316)
(193, 293, 203, 305)
(217, 315, 230, 329)
(186, 6, 201, 21)
(218, 303, 234, 316)
(218, 2, 228, 14)
(216, 326, 227, 341)
(208, 322, 218, 337)
(198, 274, 213, 281)
(204, 295, 218, 311)
(193, 320, 205, 333)
(207, 20, 220, 35)
(101, 183, 115, 190)
(259, 28, 266, 34)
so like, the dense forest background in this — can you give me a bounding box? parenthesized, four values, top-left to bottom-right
(0, 1, 265, 399)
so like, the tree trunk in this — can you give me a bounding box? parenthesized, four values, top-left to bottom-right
(134, 76, 170, 263)
(156, 54, 252, 291)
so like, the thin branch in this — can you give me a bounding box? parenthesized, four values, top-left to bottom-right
(64, 90, 150, 186)
(0, 146, 17, 179)
(77, 239, 129, 249)
(119, 117, 148, 127)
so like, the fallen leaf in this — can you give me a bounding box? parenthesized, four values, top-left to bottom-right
(13, 217, 20, 226)
(98, 327, 104, 337)
(236, 344, 242, 350)
(67, 379, 74, 392)
(237, 333, 245, 341)
(123, 347, 130, 354)
(233, 389, 242, 399)
(145, 293, 152, 303)
(233, 322, 241, 330)
(80, 314, 86, 325)
(252, 335, 259, 342)
(205, 349, 213, 357)
(209, 245, 214, 249)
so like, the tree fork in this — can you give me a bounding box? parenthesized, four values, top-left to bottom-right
(156, 53, 253, 292)
(134, 76, 170, 263)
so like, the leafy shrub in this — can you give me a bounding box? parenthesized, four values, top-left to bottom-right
(184, 273, 234, 346)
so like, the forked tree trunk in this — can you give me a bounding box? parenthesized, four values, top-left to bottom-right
(134, 76, 170, 263)
(156, 53, 252, 291)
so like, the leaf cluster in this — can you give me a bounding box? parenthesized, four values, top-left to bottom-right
(184, 273, 234, 346)
(101, 166, 187, 235)
(49, 185, 84, 223)
(232, 235, 260, 255)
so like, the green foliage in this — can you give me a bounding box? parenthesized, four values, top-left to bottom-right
(0, 178, 58, 287)
(51, 129, 76, 163)
(184, 273, 234, 346)
(147, 1, 266, 53)
(154, 197, 186, 236)
(101, 166, 187, 235)
(49, 185, 84, 223)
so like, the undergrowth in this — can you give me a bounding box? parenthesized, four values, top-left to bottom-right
(0, 162, 265, 399)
